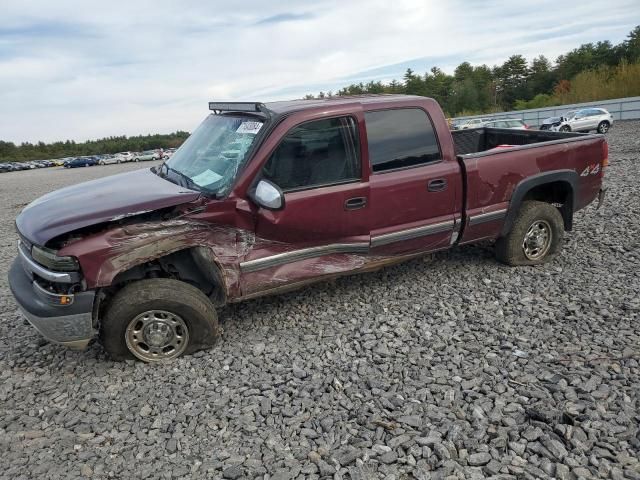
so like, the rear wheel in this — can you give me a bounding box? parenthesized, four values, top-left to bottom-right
(134, 158, 139, 162)
(597, 121, 610, 134)
(101, 278, 220, 362)
(495, 201, 564, 266)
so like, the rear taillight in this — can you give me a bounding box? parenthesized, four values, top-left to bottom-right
(602, 141, 609, 169)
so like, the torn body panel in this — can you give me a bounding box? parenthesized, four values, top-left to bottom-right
(59, 210, 452, 306)
(60, 219, 256, 299)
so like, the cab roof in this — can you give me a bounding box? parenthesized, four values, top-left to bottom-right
(210, 95, 431, 117)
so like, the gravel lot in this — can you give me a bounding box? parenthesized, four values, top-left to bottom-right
(1, 124, 638, 480)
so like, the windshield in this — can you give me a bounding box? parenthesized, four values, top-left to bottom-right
(162, 114, 264, 195)
(564, 111, 576, 119)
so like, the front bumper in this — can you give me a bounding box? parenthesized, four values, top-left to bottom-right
(8, 259, 96, 349)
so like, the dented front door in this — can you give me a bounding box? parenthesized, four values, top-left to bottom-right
(239, 114, 371, 295)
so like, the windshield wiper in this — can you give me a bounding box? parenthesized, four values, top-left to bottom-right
(158, 163, 201, 192)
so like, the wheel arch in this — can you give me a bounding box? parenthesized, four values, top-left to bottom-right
(501, 170, 578, 237)
(105, 246, 229, 306)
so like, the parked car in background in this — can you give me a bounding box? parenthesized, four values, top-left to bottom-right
(7, 162, 27, 171)
(117, 151, 134, 162)
(31, 160, 55, 168)
(162, 149, 175, 160)
(64, 157, 99, 168)
(98, 155, 119, 165)
(133, 150, 162, 162)
(540, 108, 613, 134)
(54, 157, 72, 166)
(0, 163, 12, 173)
(458, 118, 487, 129)
(482, 119, 530, 130)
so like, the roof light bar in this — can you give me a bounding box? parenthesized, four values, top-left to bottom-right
(208, 102, 263, 112)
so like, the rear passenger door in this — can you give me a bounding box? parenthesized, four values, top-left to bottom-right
(365, 108, 462, 255)
(585, 109, 602, 130)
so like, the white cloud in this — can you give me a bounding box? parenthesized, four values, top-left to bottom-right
(0, 0, 637, 143)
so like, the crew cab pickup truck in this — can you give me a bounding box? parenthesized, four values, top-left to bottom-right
(9, 95, 607, 362)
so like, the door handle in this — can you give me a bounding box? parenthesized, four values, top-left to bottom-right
(344, 197, 367, 210)
(427, 179, 447, 192)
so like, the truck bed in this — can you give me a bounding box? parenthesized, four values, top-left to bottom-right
(452, 127, 594, 157)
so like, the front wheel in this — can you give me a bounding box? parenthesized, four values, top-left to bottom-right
(559, 125, 571, 132)
(495, 201, 564, 266)
(597, 121, 610, 134)
(134, 158, 139, 162)
(101, 279, 220, 362)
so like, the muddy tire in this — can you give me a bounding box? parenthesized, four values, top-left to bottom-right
(495, 201, 564, 266)
(101, 278, 219, 362)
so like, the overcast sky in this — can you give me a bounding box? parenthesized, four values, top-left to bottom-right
(1, 0, 637, 143)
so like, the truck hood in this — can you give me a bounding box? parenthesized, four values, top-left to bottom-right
(16, 168, 201, 246)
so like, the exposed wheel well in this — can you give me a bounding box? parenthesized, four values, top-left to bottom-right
(98, 247, 226, 322)
(522, 181, 573, 230)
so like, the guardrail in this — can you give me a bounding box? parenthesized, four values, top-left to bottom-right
(453, 96, 640, 127)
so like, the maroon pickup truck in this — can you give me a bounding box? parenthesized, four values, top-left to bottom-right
(9, 95, 607, 362)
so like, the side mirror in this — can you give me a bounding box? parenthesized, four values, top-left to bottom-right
(250, 179, 285, 210)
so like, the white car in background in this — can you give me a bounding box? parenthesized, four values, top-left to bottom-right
(117, 151, 134, 162)
(458, 118, 487, 129)
(98, 152, 134, 165)
(483, 119, 530, 130)
(540, 108, 614, 134)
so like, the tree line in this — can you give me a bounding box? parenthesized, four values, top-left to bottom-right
(0, 131, 190, 163)
(306, 26, 640, 117)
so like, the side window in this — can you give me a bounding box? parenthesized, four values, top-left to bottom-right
(365, 108, 441, 173)
(262, 117, 360, 192)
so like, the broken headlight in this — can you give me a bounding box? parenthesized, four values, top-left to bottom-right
(31, 245, 79, 272)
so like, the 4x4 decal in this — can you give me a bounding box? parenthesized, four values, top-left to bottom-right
(581, 164, 601, 176)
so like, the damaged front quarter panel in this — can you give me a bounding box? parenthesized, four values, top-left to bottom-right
(59, 217, 258, 300)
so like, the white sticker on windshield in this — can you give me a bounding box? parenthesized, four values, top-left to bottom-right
(236, 121, 262, 135)
(191, 169, 223, 186)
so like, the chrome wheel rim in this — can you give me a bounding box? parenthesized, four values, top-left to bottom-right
(125, 310, 189, 362)
(599, 123, 608, 133)
(522, 220, 552, 260)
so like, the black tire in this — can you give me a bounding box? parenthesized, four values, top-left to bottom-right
(495, 201, 564, 266)
(101, 278, 219, 362)
(559, 125, 571, 132)
(134, 158, 139, 162)
(597, 121, 610, 134)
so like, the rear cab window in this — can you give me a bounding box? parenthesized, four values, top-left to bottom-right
(364, 108, 441, 173)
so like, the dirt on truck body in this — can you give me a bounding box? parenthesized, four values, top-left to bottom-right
(8, 95, 608, 362)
